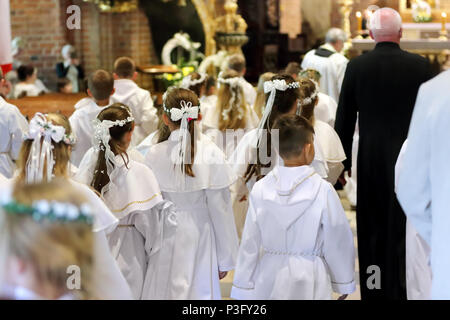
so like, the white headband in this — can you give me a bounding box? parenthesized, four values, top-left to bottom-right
(217, 75, 245, 121)
(92, 110, 134, 194)
(297, 83, 319, 116)
(180, 73, 207, 89)
(163, 99, 200, 188)
(24, 113, 76, 184)
(256, 80, 300, 146)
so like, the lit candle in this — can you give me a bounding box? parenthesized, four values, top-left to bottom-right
(442, 12, 447, 32)
(356, 11, 363, 32)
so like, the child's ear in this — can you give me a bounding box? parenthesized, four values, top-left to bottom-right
(162, 113, 170, 126)
(87, 89, 93, 98)
(113, 73, 119, 80)
(132, 72, 138, 81)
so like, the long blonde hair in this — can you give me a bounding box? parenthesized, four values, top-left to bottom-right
(16, 113, 72, 183)
(253, 72, 276, 118)
(0, 179, 95, 300)
(217, 70, 248, 131)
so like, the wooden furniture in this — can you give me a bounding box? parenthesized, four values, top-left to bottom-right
(6, 93, 87, 119)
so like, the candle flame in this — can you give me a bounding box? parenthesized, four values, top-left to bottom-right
(443, 12, 447, 18)
(356, 11, 362, 18)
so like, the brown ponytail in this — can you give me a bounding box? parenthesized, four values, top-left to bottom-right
(244, 74, 300, 183)
(158, 87, 199, 177)
(91, 103, 134, 194)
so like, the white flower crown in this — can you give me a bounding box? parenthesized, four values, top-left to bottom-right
(217, 75, 245, 121)
(180, 73, 207, 89)
(24, 113, 76, 145)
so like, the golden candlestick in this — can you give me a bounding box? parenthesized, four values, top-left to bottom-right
(339, 0, 354, 42)
(440, 12, 448, 40)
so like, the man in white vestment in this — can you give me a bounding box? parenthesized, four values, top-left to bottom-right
(301, 28, 349, 103)
(397, 70, 450, 300)
(111, 57, 158, 146)
(225, 54, 256, 107)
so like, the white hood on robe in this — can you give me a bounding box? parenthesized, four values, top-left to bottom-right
(263, 165, 321, 230)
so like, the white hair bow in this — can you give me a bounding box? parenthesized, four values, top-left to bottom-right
(24, 113, 74, 184)
(163, 100, 200, 189)
(256, 80, 300, 147)
(167, 101, 199, 122)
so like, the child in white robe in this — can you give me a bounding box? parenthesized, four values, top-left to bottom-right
(299, 69, 338, 128)
(297, 78, 346, 185)
(75, 103, 178, 300)
(229, 75, 328, 238)
(111, 57, 158, 146)
(200, 74, 218, 120)
(0, 179, 97, 300)
(0, 94, 28, 178)
(10, 112, 133, 300)
(202, 70, 259, 158)
(226, 54, 257, 106)
(12, 65, 49, 99)
(69, 70, 115, 167)
(231, 114, 355, 300)
(395, 140, 432, 300)
(144, 87, 239, 300)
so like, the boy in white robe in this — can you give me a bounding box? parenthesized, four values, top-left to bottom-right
(231, 115, 355, 300)
(0, 71, 28, 178)
(111, 57, 158, 146)
(225, 54, 256, 106)
(69, 70, 115, 167)
(395, 140, 432, 300)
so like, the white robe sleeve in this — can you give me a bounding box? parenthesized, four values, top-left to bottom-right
(322, 185, 356, 295)
(205, 187, 239, 272)
(92, 231, 134, 300)
(135, 201, 178, 300)
(139, 91, 158, 136)
(230, 195, 261, 300)
(397, 85, 432, 246)
(9, 111, 28, 161)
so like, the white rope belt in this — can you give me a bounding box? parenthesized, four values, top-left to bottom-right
(264, 249, 322, 257)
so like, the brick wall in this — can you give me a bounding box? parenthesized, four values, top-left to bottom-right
(9, 0, 157, 91)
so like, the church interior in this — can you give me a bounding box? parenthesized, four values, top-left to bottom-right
(0, 0, 449, 302)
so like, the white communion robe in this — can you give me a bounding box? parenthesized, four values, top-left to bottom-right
(241, 78, 257, 107)
(199, 94, 218, 128)
(69, 98, 109, 167)
(313, 119, 346, 185)
(229, 128, 330, 238)
(316, 92, 338, 127)
(301, 43, 349, 103)
(397, 70, 450, 300)
(395, 141, 432, 300)
(202, 105, 260, 158)
(231, 165, 356, 300)
(111, 79, 159, 146)
(12, 81, 49, 99)
(144, 130, 239, 300)
(0, 176, 133, 300)
(75, 148, 178, 300)
(0, 97, 29, 178)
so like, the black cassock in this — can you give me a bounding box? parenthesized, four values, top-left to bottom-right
(335, 42, 433, 300)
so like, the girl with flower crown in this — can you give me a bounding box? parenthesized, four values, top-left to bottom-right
(0, 179, 96, 300)
(7, 112, 133, 300)
(230, 74, 329, 238)
(75, 103, 178, 300)
(297, 78, 346, 185)
(202, 70, 259, 158)
(144, 87, 239, 300)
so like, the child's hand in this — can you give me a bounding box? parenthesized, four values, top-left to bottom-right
(338, 294, 348, 300)
(219, 270, 228, 280)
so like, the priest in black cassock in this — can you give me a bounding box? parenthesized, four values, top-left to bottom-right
(335, 8, 433, 300)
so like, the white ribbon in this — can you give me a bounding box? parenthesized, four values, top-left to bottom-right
(218, 76, 244, 121)
(92, 115, 134, 195)
(255, 80, 300, 147)
(180, 73, 207, 89)
(165, 100, 200, 189)
(25, 113, 69, 184)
